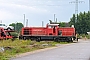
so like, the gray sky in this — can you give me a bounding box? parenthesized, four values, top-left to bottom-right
(0, 0, 89, 26)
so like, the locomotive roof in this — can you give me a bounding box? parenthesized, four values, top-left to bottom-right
(48, 24, 59, 26)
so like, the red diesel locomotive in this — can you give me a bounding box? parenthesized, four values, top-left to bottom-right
(19, 24, 78, 42)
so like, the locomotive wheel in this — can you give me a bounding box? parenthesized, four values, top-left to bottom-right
(36, 38, 40, 42)
(54, 38, 59, 42)
(55, 38, 60, 42)
(23, 37, 26, 40)
(19, 36, 23, 40)
(36, 39, 40, 42)
(73, 38, 78, 43)
(68, 37, 73, 43)
(54, 38, 58, 42)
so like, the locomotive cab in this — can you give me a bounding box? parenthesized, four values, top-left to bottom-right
(46, 24, 59, 36)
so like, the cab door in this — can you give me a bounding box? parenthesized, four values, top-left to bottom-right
(53, 26, 58, 36)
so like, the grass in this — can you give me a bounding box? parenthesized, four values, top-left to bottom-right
(0, 39, 69, 60)
(78, 34, 90, 39)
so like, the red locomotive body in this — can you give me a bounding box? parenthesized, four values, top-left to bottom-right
(19, 24, 77, 42)
(58, 27, 75, 36)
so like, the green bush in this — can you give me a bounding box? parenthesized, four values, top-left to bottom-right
(10, 32, 18, 37)
(78, 34, 90, 39)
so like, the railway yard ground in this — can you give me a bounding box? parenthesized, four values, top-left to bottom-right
(11, 39, 90, 60)
(0, 39, 90, 60)
(0, 39, 69, 60)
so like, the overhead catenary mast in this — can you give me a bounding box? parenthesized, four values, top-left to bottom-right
(70, 0, 84, 23)
(23, 14, 25, 27)
(26, 19, 28, 27)
(42, 21, 44, 27)
(0, 20, 2, 23)
(89, 0, 90, 11)
(54, 14, 56, 22)
(75, 0, 78, 23)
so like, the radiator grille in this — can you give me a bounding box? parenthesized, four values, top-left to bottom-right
(23, 29, 29, 35)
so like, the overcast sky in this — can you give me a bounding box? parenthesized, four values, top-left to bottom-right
(0, 0, 89, 26)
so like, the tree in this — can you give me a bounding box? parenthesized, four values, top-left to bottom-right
(69, 14, 76, 26)
(9, 22, 24, 33)
(59, 22, 68, 27)
(69, 11, 90, 34)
